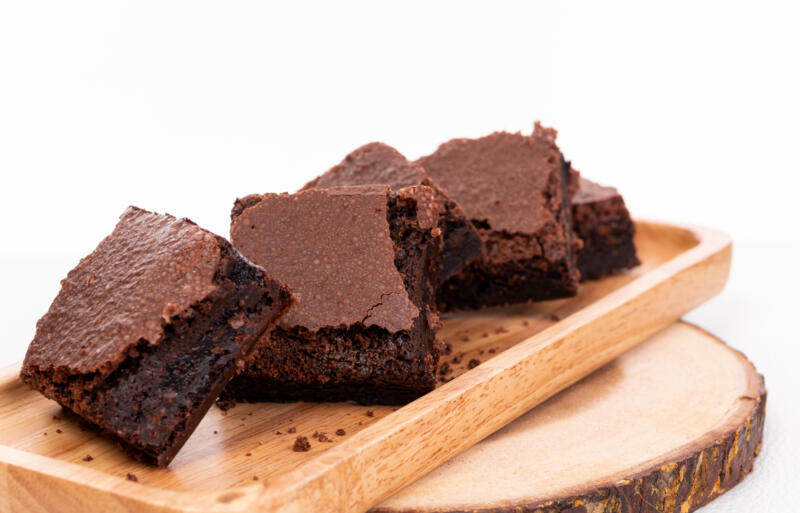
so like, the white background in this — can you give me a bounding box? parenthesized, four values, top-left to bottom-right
(1, 1, 798, 510)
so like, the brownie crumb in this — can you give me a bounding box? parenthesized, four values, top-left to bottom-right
(317, 433, 330, 443)
(82, 455, 93, 462)
(275, 431, 282, 435)
(335, 429, 346, 436)
(253, 476, 259, 481)
(52, 415, 62, 421)
(460, 336, 470, 342)
(293, 436, 311, 452)
(126, 473, 138, 482)
(548, 313, 561, 322)
(479, 350, 484, 355)
(287, 426, 297, 434)
(245, 452, 252, 457)
(365, 410, 375, 417)
(439, 362, 451, 375)
(213, 430, 218, 435)
(43, 432, 47, 436)
(443, 343, 453, 355)
(489, 348, 497, 354)
(216, 398, 236, 411)
(56, 429, 63, 434)
(522, 320, 530, 326)
(451, 354, 462, 364)
(495, 326, 508, 334)
(468, 359, 480, 369)
(481, 332, 489, 338)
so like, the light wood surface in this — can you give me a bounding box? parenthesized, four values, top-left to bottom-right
(0, 221, 732, 513)
(373, 322, 766, 513)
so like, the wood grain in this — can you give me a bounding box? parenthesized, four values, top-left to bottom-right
(0, 221, 731, 513)
(373, 322, 766, 513)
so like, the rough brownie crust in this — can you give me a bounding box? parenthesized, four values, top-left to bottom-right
(418, 123, 581, 311)
(572, 176, 639, 280)
(225, 186, 444, 405)
(20, 207, 294, 466)
(301, 142, 482, 283)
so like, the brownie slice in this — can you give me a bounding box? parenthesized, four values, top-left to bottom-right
(571, 175, 640, 280)
(224, 185, 444, 405)
(20, 207, 294, 467)
(301, 142, 482, 283)
(417, 123, 582, 311)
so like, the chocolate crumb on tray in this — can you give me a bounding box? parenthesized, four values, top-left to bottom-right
(19, 206, 294, 467)
(418, 123, 582, 311)
(215, 398, 236, 411)
(293, 436, 311, 452)
(224, 185, 446, 405)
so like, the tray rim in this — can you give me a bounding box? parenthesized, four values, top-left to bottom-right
(0, 220, 732, 513)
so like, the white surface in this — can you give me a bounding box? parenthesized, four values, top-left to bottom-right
(1, 1, 798, 510)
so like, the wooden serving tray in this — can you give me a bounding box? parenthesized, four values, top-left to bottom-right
(0, 221, 732, 513)
(375, 322, 765, 513)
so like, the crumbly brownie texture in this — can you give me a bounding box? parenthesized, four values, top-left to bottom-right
(20, 206, 294, 467)
(301, 142, 482, 283)
(225, 185, 445, 405)
(572, 175, 639, 280)
(417, 123, 582, 311)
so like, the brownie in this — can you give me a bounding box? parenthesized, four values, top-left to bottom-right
(417, 123, 582, 311)
(571, 175, 640, 280)
(301, 142, 482, 283)
(224, 185, 445, 405)
(20, 206, 294, 467)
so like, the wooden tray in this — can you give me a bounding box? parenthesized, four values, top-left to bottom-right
(374, 322, 765, 513)
(0, 221, 732, 513)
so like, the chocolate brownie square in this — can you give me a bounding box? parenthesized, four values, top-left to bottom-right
(571, 175, 639, 280)
(224, 185, 445, 405)
(20, 207, 294, 466)
(417, 123, 582, 311)
(301, 142, 482, 283)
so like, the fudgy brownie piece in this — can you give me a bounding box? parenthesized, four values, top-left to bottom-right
(301, 142, 482, 283)
(225, 185, 444, 405)
(20, 207, 294, 467)
(417, 123, 582, 311)
(571, 175, 639, 280)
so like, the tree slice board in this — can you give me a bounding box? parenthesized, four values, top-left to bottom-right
(0, 221, 732, 513)
(374, 322, 766, 513)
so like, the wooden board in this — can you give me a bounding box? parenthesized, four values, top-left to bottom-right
(0, 221, 732, 513)
(374, 322, 766, 513)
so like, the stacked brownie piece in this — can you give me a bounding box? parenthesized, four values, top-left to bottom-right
(224, 185, 445, 404)
(302, 142, 482, 283)
(418, 123, 583, 311)
(20, 207, 294, 466)
(571, 175, 640, 280)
